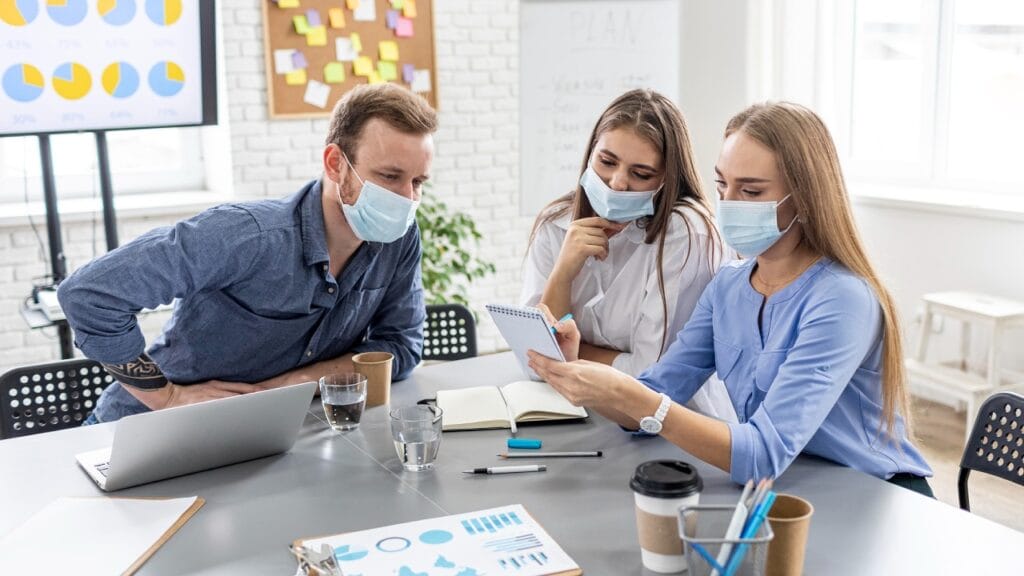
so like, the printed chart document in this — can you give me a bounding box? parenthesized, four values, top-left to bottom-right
(296, 503, 581, 576)
(437, 380, 587, 431)
(0, 496, 203, 575)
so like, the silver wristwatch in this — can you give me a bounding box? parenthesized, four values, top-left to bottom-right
(639, 393, 671, 434)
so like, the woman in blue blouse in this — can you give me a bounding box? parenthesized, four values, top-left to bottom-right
(529, 102, 934, 496)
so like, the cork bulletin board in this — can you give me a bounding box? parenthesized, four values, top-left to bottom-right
(262, 0, 437, 118)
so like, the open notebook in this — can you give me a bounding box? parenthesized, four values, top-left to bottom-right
(436, 380, 587, 431)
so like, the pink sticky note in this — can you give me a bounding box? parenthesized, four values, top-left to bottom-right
(402, 63, 415, 83)
(396, 17, 413, 37)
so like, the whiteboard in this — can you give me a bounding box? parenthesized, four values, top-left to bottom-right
(519, 0, 680, 216)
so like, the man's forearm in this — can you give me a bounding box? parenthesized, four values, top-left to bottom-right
(259, 354, 356, 389)
(102, 352, 173, 410)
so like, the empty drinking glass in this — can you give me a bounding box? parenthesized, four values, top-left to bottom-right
(390, 405, 443, 471)
(319, 373, 367, 431)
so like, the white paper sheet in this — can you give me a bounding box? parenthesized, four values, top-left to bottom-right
(303, 80, 331, 108)
(335, 37, 358, 61)
(274, 49, 297, 74)
(353, 1, 376, 22)
(0, 496, 199, 574)
(411, 69, 432, 93)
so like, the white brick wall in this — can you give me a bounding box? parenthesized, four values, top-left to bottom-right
(0, 0, 530, 375)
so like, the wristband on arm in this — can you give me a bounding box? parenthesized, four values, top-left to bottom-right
(102, 352, 169, 390)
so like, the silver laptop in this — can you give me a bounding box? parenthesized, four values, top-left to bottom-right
(76, 381, 317, 491)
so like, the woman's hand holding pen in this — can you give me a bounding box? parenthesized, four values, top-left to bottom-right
(536, 303, 580, 361)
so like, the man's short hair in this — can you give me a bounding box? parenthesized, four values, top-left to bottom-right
(325, 84, 438, 161)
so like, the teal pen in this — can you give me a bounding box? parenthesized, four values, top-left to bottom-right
(549, 313, 573, 334)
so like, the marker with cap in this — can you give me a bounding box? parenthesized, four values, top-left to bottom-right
(463, 465, 547, 475)
(499, 451, 601, 458)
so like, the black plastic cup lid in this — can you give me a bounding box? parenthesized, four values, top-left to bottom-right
(629, 460, 703, 498)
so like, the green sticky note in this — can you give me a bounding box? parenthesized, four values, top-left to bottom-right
(324, 62, 346, 84)
(377, 61, 398, 81)
(293, 15, 310, 35)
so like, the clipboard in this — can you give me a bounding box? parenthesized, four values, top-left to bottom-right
(485, 304, 566, 381)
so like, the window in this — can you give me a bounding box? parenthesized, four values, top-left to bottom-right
(844, 0, 1024, 192)
(0, 127, 205, 205)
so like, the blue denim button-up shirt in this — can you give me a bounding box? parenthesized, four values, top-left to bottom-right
(58, 179, 425, 422)
(639, 258, 932, 484)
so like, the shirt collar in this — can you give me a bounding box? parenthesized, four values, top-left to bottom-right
(300, 179, 331, 267)
(741, 256, 832, 303)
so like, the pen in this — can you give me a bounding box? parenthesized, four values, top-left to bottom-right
(498, 451, 602, 458)
(549, 313, 573, 334)
(463, 465, 548, 475)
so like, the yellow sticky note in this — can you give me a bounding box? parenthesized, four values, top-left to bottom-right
(292, 14, 310, 34)
(368, 71, 384, 84)
(346, 0, 359, 9)
(379, 41, 399, 62)
(285, 69, 307, 85)
(353, 56, 374, 77)
(377, 61, 397, 81)
(324, 62, 346, 84)
(306, 25, 327, 46)
(279, 0, 300, 8)
(403, 0, 416, 18)
(350, 33, 362, 53)
(328, 8, 345, 28)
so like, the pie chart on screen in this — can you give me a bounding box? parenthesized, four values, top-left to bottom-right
(0, 0, 39, 25)
(98, 0, 135, 25)
(46, 0, 88, 26)
(145, 0, 180, 26)
(148, 61, 184, 97)
(102, 62, 139, 98)
(52, 62, 92, 100)
(3, 64, 44, 103)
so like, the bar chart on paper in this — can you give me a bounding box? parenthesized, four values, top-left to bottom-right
(296, 504, 580, 576)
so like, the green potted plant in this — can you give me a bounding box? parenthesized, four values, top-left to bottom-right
(416, 191, 496, 307)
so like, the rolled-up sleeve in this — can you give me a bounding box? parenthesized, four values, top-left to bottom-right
(726, 281, 882, 484)
(350, 224, 425, 379)
(57, 207, 262, 365)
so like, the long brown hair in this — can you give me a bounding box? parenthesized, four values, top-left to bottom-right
(529, 89, 721, 354)
(725, 102, 910, 437)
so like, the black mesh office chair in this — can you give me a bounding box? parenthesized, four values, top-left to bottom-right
(0, 358, 115, 439)
(422, 304, 477, 361)
(958, 391, 1024, 511)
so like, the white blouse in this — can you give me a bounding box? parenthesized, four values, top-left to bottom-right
(521, 205, 738, 422)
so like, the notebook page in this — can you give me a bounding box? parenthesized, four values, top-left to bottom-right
(436, 386, 510, 430)
(501, 380, 587, 422)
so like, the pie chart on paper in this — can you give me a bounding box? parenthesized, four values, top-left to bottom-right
(0, 0, 39, 26)
(148, 61, 184, 97)
(2, 64, 45, 102)
(52, 62, 92, 100)
(98, 0, 136, 25)
(145, 0, 180, 26)
(102, 62, 140, 98)
(46, 0, 88, 26)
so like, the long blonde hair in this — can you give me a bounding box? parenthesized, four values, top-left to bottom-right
(726, 102, 909, 437)
(529, 89, 721, 354)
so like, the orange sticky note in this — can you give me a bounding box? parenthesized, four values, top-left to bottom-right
(285, 69, 307, 85)
(353, 56, 374, 77)
(346, 0, 359, 9)
(328, 8, 345, 28)
(306, 25, 327, 46)
(403, 0, 416, 18)
(379, 40, 399, 62)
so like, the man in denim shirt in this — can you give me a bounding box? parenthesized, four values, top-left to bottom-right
(58, 84, 435, 423)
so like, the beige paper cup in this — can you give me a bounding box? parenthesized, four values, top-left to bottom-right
(352, 352, 394, 407)
(765, 493, 814, 576)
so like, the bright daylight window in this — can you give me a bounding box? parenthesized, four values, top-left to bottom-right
(846, 0, 1024, 192)
(0, 127, 205, 206)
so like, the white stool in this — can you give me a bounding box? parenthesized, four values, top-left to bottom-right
(905, 291, 1024, 443)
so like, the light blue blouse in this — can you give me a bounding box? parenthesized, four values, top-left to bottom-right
(638, 257, 933, 484)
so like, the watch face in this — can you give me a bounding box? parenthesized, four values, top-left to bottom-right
(639, 416, 661, 434)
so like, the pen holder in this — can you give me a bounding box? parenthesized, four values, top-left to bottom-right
(678, 505, 774, 576)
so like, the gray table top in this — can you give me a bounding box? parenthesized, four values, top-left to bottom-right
(1, 352, 1021, 575)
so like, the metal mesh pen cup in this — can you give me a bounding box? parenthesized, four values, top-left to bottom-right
(678, 505, 774, 576)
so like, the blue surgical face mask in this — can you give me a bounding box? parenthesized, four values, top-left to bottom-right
(579, 163, 660, 223)
(339, 154, 419, 243)
(718, 194, 798, 257)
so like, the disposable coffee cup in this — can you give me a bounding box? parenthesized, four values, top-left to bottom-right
(352, 351, 394, 407)
(630, 460, 703, 573)
(765, 494, 813, 576)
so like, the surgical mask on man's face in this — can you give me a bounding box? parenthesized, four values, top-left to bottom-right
(717, 194, 798, 257)
(340, 154, 419, 243)
(579, 163, 659, 223)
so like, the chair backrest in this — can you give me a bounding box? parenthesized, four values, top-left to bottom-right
(0, 358, 115, 439)
(423, 303, 477, 361)
(958, 391, 1024, 511)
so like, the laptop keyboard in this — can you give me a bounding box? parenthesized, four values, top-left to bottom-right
(95, 461, 110, 477)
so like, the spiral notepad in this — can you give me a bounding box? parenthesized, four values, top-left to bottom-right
(485, 304, 566, 381)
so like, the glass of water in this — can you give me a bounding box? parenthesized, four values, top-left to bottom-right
(319, 373, 367, 432)
(389, 405, 443, 471)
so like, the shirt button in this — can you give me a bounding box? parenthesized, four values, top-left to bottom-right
(306, 350, 312, 357)
(328, 287, 335, 294)
(322, 264, 328, 271)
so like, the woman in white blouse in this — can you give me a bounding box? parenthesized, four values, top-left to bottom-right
(521, 89, 735, 420)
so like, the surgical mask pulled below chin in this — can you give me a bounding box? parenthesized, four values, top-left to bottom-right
(718, 194, 798, 257)
(340, 156, 419, 243)
(579, 165, 658, 223)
